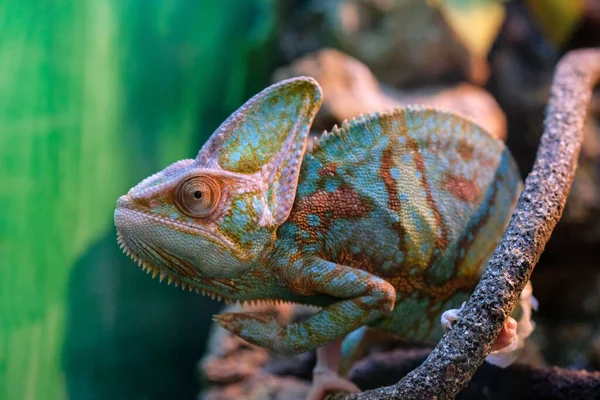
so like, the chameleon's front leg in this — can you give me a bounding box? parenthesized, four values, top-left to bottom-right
(214, 257, 396, 354)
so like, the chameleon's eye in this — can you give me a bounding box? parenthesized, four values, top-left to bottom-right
(175, 175, 221, 218)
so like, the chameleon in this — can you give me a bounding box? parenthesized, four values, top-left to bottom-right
(114, 77, 535, 399)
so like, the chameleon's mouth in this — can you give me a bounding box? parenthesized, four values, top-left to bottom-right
(117, 231, 202, 290)
(116, 230, 237, 303)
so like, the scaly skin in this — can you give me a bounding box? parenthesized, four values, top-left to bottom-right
(114, 77, 523, 391)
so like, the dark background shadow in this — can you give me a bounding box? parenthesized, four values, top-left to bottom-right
(63, 228, 223, 399)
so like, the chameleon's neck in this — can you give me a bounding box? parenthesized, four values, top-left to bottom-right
(252, 229, 335, 308)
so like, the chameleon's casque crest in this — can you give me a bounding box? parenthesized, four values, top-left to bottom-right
(196, 77, 322, 226)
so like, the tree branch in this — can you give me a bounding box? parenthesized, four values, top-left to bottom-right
(333, 48, 600, 400)
(343, 349, 600, 399)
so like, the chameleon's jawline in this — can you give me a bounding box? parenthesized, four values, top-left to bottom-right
(115, 229, 313, 309)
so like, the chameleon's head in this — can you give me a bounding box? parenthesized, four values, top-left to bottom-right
(114, 77, 322, 299)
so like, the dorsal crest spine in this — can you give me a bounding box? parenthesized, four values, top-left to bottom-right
(310, 105, 493, 155)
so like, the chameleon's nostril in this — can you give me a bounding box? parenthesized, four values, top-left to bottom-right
(119, 192, 162, 211)
(117, 195, 130, 208)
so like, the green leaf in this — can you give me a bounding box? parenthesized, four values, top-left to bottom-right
(527, 0, 584, 46)
(437, 0, 506, 58)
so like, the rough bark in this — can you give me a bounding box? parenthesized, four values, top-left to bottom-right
(343, 349, 600, 400)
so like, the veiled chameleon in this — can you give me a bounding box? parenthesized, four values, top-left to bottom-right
(114, 77, 534, 399)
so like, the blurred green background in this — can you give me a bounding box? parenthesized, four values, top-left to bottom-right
(0, 1, 278, 398)
(2, 0, 599, 399)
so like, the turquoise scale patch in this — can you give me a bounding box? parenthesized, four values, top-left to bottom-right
(324, 178, 341, 192)
(382, 293, 431, 334)
(382, 260, 395, 273)
(394, 251, 405, 263)
(235, 199, 247, 211)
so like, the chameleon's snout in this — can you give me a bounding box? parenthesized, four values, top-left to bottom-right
(116, 194, 130, 208)
(115, 193, 153, 214)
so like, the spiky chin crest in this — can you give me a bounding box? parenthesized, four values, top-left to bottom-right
(116, 232, 298, 308)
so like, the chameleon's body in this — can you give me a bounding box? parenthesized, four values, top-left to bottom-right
(280, 107, 520, 344)
(115, 77, 523, 396)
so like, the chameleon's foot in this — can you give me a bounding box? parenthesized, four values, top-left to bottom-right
(307, 339, 360, 400)
(491, 317, 518, 352)
(441, 304, 519, 367)
(440, 302, 465, 331)
(485, 317, 519, 367)
(487, 280, 538, 367)
(306, 371, 360, 400)
(441, 281, 538, 368)
(441, 305, 519, 348)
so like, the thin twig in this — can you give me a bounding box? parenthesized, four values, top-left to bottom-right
(333, 48, 600, 399)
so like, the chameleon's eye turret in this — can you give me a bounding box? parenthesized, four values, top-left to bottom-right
(175, 175, 221, 218)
